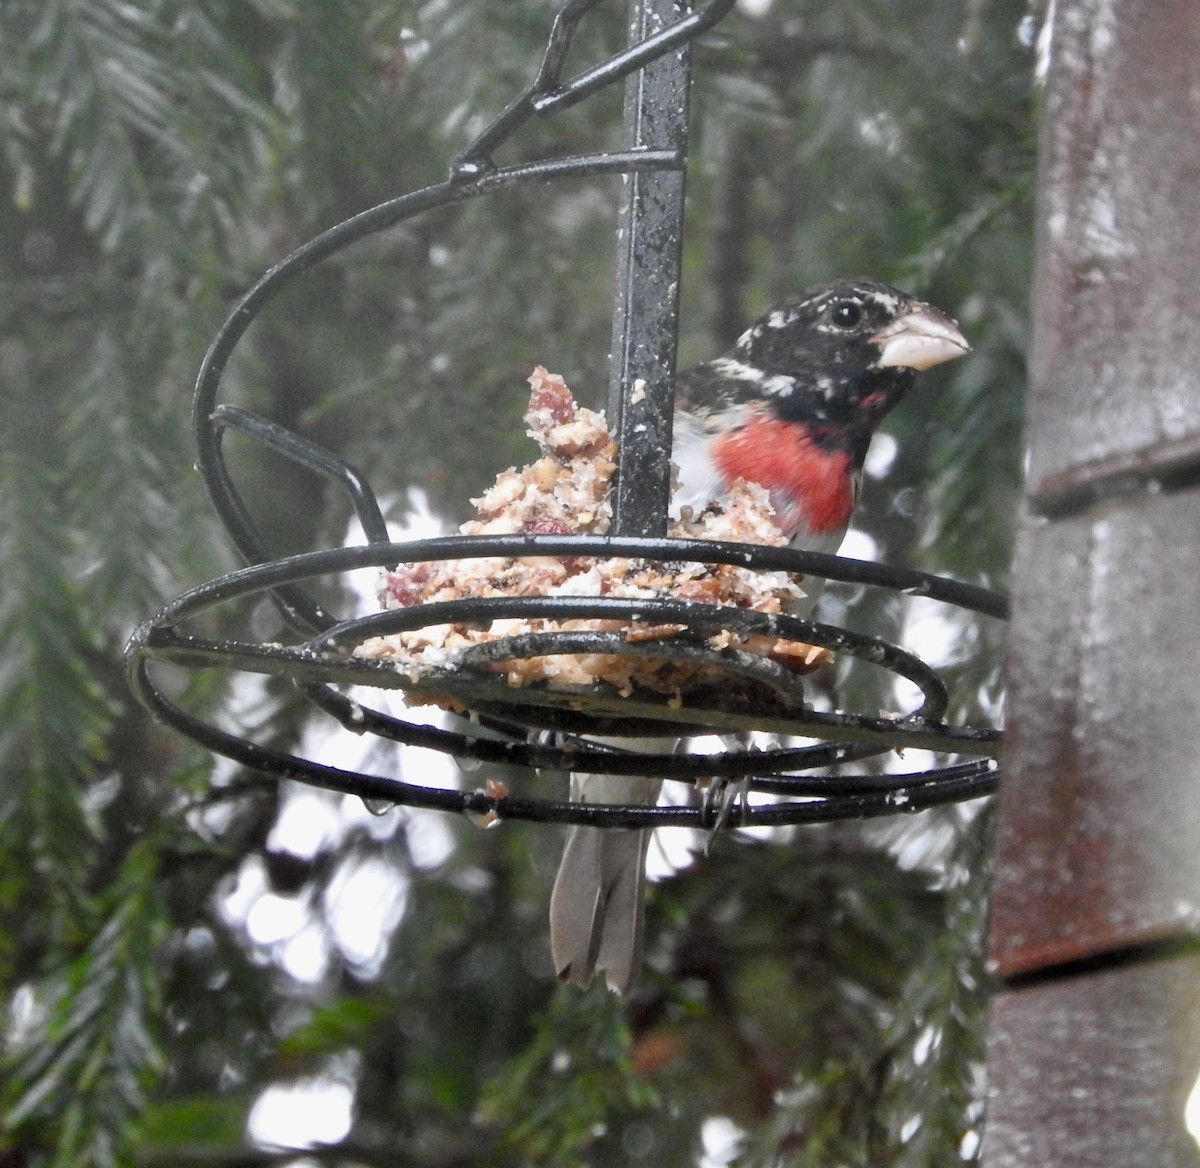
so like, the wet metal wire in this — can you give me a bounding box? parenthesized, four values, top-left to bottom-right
(125, 0, 1006, 829)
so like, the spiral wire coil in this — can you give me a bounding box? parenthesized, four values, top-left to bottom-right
(125, 0, 1006, 829)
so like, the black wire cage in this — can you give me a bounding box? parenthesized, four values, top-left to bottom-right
(124, 0, 1006, 832)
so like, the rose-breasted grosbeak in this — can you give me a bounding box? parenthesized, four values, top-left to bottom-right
(548, 278, 970, 992)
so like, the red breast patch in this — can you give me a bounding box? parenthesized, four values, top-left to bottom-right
(709, 412, 855, 539)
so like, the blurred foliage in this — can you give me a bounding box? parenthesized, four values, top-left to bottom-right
(0, 0, 1034, 1165)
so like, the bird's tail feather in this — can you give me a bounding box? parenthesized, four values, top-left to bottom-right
(549, 738, 668, 992)
(550, 820, 653, 992)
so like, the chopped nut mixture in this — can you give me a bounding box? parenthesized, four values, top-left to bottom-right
(355, 368, 829, 699)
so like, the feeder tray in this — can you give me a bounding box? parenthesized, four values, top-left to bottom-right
(125, 0, 1006, 830)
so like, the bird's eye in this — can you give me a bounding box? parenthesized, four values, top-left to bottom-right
(830, 300, 863, 329)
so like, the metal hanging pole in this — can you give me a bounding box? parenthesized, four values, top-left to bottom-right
(607, 0, 693, 538)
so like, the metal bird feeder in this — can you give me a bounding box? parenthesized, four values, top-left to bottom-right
(125, 0, 1006, 830)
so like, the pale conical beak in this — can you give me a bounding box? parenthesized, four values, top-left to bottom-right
(872, 303, 970, 371)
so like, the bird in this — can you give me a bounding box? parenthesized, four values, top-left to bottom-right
(548, 277, 970, 992)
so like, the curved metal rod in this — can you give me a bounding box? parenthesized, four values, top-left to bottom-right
(192, 150, 678, 633)
(126, 648, 998, 825)
(306, 595, 950, 724)
(138, 534, 1010, 629)
(130, 619, 1000, 760)
(456, 0, 738, 169)
(299, 682, 891, 778)
(125, 531, 1006, 763)
(210, 405, 390, 545)
(126, 545, 1003, 774)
